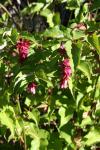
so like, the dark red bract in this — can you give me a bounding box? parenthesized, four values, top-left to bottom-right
(16, 38, 30, 62)
(60, 58, 72, 89)
(27, 82, 37, 94)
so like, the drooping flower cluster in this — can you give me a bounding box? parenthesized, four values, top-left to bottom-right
(16, 38, 30, 62)
(60, 58, 72, 89)
(27, 82, 37, 95)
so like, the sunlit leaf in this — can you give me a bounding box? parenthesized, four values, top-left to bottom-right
(87, 33, 100, 55)
(43, 26, 64, 38)
(83, 127, 100, 146)
(59, 105, 73, 128)
(78, 60, 92, 81)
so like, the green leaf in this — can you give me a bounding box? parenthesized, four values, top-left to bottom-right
(32, 3, 44, 13)
(22, 3, 44, 14)
(0, 106, 15, 140)
(10, 28, 18, 43)
(80, 116, 93, 127)
(72, 42, 82, 69)
(59, 105, 73, 128)
(53, 12, 61, 25)
(0, 39, 7, 50)
(78, 60, 92, 81)
(43, 26, 64, 38)
(40, 8, 54, 27)
(65, 40, 74, 72)
(36, 69, 53, 87)
(60, 131, 72, 144)
(94, 76, 100, 100)
(48, 133, 63, 150)
(83, 127, 100, 146)
(25, 97, 31, 106)
(60, 130, 75, 149)
(31, 138, 40, 150)
(24, 122, 49, 150)
(0, 90, 11, 108)
(95, 102, 100, 117)
(66, 0, 79, 10)
(68, 77, 73, 96)
(87, 33, 100, 55)
(72, 30, 85, 40)
(27, 109, 40, 126)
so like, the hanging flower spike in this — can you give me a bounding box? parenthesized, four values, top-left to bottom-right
(60, 58, 72, 89)
(16, 38, 30, 62)
(64, 66, 72, 76)
(62, 58, 70, 67)
(27, 82, 37, 95)
(60, 78, 68, 89)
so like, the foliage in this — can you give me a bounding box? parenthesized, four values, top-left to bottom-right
(0, 0, 100, 149)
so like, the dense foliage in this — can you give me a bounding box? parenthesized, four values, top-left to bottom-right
(0, 0, 100, 149)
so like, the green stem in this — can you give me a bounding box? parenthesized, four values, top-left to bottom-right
(0, 3, 11, 18)
(17, 95, 27, 150)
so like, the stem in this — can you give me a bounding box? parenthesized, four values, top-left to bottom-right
(0, 3, 12, 18)
(17, 95, 27, 150)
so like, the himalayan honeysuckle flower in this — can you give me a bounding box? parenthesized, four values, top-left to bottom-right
(27, 82, 37, 95)
(16, 38, 30, 62)
(60, 58, 72, 89)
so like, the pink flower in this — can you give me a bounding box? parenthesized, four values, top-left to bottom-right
(16, 38, 30, 62)
(27, 82, 37, 94)
(60, 59, 72, 89)
(64, 67, 72, 76)
(60, 78, 68, 89)
(62, 59, 70, 67)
